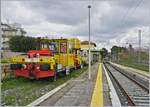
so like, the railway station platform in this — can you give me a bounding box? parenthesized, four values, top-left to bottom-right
(37, 63, 112, 106)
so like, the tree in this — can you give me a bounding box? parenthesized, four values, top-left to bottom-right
(111, 46, 128, 62)
(100, 48, 108, 59)
(9, 36, 37, 52)
(111, 46, 119, 61)
(111, 46, 118, 54)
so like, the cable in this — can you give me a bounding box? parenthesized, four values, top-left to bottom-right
(118, 0, 136, 28)
(121, 0, 144, 28)
(112, 0, 144, 35)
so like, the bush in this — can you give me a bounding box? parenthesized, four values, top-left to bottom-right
(9, 36, 37, 52)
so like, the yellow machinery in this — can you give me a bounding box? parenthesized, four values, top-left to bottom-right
(10, 38, 82, 80)
(40, 38, 82, 74)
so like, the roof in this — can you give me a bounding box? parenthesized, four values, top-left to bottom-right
(1, 22, 26, 34)
(81, 41, 96, 47)
(1, 23, 9, 26)
(1, 23, 11, 29)
(2, 28, 17, 31)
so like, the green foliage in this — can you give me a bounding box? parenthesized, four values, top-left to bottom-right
(111, 45, 148, 72)
(111, 46, 122, 54)
(111, 46, 118, 54)
(111, 46, 128, 61)
(118, 60, 149, 72)
(118, 51, 149, 72)
(100, 48, 108, 59)
(111, 46, 127, 54)
(9, 36, 37, 52)
(0, 58, 11, 63)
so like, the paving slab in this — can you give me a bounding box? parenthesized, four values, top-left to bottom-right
(39, 63, 98, 106)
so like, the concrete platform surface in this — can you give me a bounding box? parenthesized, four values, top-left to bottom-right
(39, 63, 98, 106)
(38, 63, 112, 106)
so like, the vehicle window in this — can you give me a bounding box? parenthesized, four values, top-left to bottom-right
(49, 42, 58, 53)
(60, 42, 67, 53)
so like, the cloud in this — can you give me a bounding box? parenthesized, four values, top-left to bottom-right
(20, 0, 90, 26)
(105, 26, 149, 51)
(1, 0, 149, 50)
(1, 1, 45, 25)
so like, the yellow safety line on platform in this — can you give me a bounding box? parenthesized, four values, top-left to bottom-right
(91, 63, 103, 107)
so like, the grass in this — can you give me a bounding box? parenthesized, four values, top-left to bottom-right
(119, 61, 148, 72)
(1, 66, 88, 106)
(115, 52, 149, 72)
(0, 58, 11, 63)
(117, 59, 149, 72)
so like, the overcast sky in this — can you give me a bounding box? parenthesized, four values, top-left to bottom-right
(1, 0, 149, 51)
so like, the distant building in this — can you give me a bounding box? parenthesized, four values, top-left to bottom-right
(1, 23, 26, 51)
(80, 41, 100, 64)
(81, 41, 96, 49)
(80, 41, 96, 59)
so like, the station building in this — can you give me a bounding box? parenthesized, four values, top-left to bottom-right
(80, 41, 101, 64)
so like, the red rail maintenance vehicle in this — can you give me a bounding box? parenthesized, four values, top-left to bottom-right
(10, 38, 82, 80)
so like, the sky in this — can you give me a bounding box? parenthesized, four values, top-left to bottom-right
(1, 0, 150, 51)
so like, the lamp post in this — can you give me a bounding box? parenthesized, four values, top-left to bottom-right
(88, 5, 91, 80)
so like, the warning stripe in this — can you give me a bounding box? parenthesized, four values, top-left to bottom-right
(91, 63, 103, 106)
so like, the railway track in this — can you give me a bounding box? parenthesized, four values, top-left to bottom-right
(104, 62, 149, 106)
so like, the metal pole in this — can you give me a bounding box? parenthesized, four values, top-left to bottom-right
(149, 18, 150, 75)
(138, 30, 141, 64)
(88, 5, 91, 80)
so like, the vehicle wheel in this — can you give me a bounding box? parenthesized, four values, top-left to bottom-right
(40, 64, 50, 71)
(49, 76, 55, 82)
(77, 65, 81, 69)
(10, 64, 22, 70)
